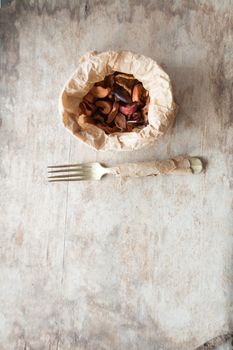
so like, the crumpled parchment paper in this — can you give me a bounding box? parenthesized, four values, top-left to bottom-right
(59, 50, 177, 151)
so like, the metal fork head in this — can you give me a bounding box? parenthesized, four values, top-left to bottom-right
(47, 162, 108, 182)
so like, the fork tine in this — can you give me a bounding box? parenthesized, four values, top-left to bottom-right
(48, 168, 91, 174)
(47, 163, 92, 169)
(48, 176, 94, 182)
(48, 173, 90, 179)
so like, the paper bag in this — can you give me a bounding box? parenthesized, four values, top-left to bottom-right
(59, 50, 177, 151)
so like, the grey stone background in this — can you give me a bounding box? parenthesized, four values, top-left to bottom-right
(0, 1, 233, 349)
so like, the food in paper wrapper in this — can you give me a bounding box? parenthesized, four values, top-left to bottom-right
(59, 50, 177, 151)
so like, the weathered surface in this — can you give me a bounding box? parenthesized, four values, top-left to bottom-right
(0, 1, 232, 349)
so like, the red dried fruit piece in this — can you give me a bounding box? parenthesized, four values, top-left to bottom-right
(112, 84, 132, 104)
(132, 83, 143, 102)
(119, 102, 138, 116)
(107, 101, 119, 124)
(114, 113, 127, 130)
(90, 85, 111, 98)
(95, 100, 113, 115)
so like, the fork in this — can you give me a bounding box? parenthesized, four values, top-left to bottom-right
(47, 156, 203, 182)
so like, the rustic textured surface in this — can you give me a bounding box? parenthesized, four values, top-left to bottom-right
(0, 1, 233, 349)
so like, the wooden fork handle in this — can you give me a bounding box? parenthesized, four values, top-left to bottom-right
(113, 156, 203, 178)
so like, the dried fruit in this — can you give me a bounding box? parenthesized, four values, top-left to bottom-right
(90, 85, 111, 98)
(132, 83, 143, 102)
(119, 102, 138, 116)
(83, 92, 95, 104)
(93, 113, 105, 124)
(103, 74, 115, 88)
(128, 111, 144, 125)
(142, 87, 149, 102)
(127, 111, 145, 126)
(126, 123, 133, 132)
(115, 73, 138, 95)
(79, 72, 149, 134)
(115, 113, 127, 130)
(79, 102, 96, 117)
(112, 84, 132, 103)
(131, 111, 142, 120)
(114, 71, 135, 79)
(95, 100, 113, 115)
(107, 92, 115, 101)
(107, 101, 119, 124)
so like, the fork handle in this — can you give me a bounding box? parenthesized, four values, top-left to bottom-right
(113, 156, 202, 178)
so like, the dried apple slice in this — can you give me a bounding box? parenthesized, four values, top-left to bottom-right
(114, 113, 127, 130)
(79, 102, 96, 117)
(115, 73, 138, 95)
(90, 85, 111, 98)
(95, 100, 113, 115)
(132, 83, 143, 102)
(93, 113, 105, 124)
(83, 92, 95, 104)
(107, 101, 119, 124)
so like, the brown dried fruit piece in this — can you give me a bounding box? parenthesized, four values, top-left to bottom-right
(115, 113, 127, 130)
(113, 84, 132, 104)
(83, 92, 95, 104)
(103, 74, 115, 88)
(126, 123, 133, 132)
(107, 92, 115, 101)
(132, 111, 142, 119)
(128, 111, 144, 124)
(142, 90, 149, 104)
(132, 83, 143, 102)
(95, 100, 112, 115)
(115, 73, 138, 95)
(79, 102, 96, 117)
(107, 101, 119, 124)
(93, 113, 105, 124)
(114, 71, 134, 78)
(90, 85, 111, 98)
